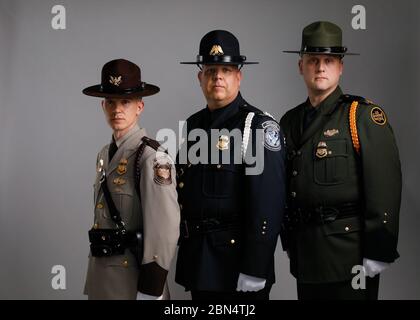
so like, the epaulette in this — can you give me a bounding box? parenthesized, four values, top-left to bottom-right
(340, 94, 375, 105)
(141, 136, 166, 153)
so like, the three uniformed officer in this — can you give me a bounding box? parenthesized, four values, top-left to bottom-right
(82, 59, 180, 300)
(176, 30, 287, 300)
(281, 21, 402, 299)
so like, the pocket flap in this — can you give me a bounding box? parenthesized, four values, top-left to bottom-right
(323, 216, 361, 236)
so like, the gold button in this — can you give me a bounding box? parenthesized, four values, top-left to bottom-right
(93, 223, 99, 229)
(153, 255, 158, 260)
(383, 220, 387, 224)
(179, 182, 184, 189)
(345, 227, 350, 232)
(122, 260, 128, 267)
(96, 203, 104, 209)
(384, 212, 388, 216)
(230, 239, 235, 244)
(217, 165, 222, 169)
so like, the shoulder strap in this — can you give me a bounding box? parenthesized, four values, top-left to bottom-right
(134, 136, 166, 199)
(99, 172, 127, 233)
(349, 100, 361, 155)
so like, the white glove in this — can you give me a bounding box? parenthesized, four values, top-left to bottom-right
(363, 258, 390, 278)
(236, 273, 266, 292)
(136, 291, 163, 300)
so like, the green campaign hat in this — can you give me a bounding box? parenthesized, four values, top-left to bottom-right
(284, 21, 359, 56)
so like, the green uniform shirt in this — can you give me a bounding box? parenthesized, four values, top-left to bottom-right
(280, 86, 402, 283)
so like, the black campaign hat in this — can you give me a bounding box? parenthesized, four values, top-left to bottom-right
(82, 59, 160, 99)
(180, 30, 258, 66)
(283, 21, 359, 56)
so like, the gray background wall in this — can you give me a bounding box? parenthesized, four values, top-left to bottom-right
(0, 0, 419, 299)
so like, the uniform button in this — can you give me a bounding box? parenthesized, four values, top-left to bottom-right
(261, 231, 266, 235)
(263, 221, 267, 225)
(345, 227, 350, 232)
(122, 260, 128, 267)
(96, 203, 104, 209)
(296, 151, 302, 156)
(93, 223, 99, 229)
(178, 182, 184, 189)
(292, 170, 298, 176)
(383, 220, 387, 224)
(153, 255, 158, 260)
(262, 226, 267, 230)
(217, 164, 222, 169)
(291, 192, 297, 198)
(230, 239, 236, 244)
(384, 212, 388, 216)
(101, 235, 106, 241)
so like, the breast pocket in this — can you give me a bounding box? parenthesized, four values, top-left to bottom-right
(202, 164, 241, 198)
(314, 139, 349, 185)
(102, 177, 135, 224)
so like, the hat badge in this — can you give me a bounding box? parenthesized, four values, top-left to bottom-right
(109, 75, 122, 87)
(209, 45, 224, 56)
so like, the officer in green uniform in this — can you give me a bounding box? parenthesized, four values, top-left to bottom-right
(82, 59, 180, 300)
(281, 21, 402, 300)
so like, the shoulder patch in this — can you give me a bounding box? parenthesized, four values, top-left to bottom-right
(370, 106, 387, 125)
(262, 120, 281, 151)
(153, 156, 173, 185)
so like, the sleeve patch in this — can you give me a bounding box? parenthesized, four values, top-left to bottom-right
(262, 120, 281, 151)
(370, 106, 387, 126)
(153, 157, 173, 185)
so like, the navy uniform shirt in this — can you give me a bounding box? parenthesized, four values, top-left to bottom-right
(175, 93, 286, 291)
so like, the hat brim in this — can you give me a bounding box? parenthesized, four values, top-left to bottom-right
(180, 61, 259, 65)
(283, 50, 359, 55)
(82, 84, 160, 98)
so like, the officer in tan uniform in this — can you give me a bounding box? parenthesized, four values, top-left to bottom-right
(82, 59, 180, 300)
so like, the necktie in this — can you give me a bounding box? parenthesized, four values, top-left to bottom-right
(108, 139, 118, 163)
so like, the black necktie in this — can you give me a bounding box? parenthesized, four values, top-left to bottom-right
(108, 139, 118, 163)
(303, 105, 318, 131)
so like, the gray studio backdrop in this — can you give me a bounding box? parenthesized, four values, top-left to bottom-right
(0, 0, 419, 299)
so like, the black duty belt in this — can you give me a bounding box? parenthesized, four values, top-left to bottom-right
(181, 216, 240, 238)
(88, 228, 142, 257)
(285, 203, 361, 227)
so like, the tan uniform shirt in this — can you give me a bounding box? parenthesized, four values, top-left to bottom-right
(84, 125, 180, 299)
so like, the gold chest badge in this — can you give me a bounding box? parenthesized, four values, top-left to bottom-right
(117, 158, 128, 175)
(216, 135, 230, 151)
(113, 177, 126, 186)
(315, 141, 328, 158)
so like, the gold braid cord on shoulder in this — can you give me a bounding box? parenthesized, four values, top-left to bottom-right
(349, 101, 360, 154)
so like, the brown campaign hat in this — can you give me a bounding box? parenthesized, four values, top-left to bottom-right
(283, 21, 359, 56)
(82, 59, 160, 98)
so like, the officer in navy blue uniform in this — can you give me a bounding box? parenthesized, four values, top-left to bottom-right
(175, 30, 286, 300)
